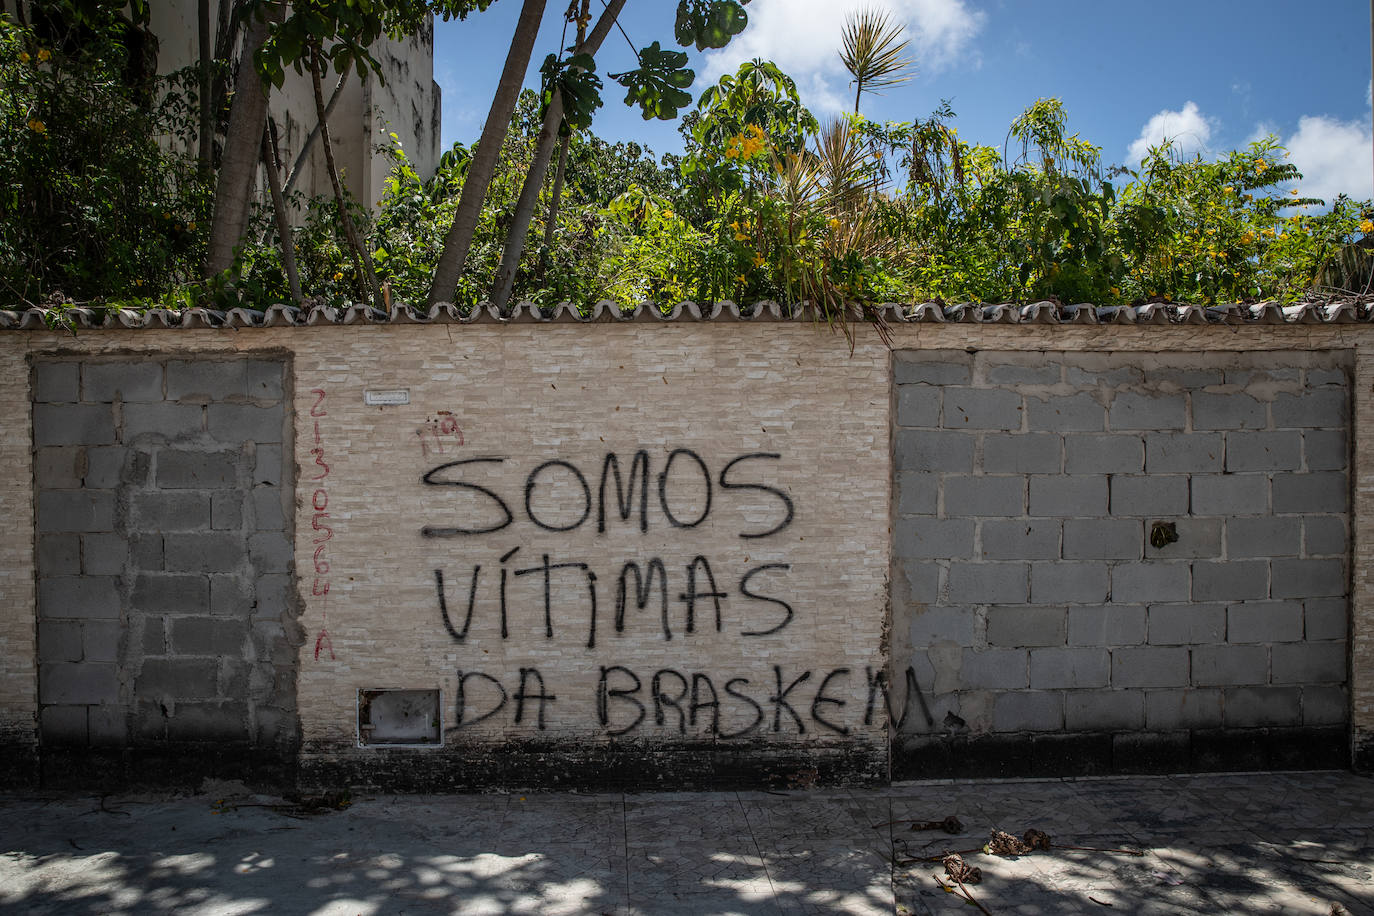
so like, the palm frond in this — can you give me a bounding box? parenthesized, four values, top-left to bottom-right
(839, 7, 915, 111)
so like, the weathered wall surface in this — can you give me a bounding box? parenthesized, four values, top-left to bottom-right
(891, 350, 1351, 775)
(28, 354, 296, 783)
(290, 325, 892, 788)
(1, 319, 1372, 787)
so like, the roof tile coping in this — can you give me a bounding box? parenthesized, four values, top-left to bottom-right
(0, 300, 1367, 330)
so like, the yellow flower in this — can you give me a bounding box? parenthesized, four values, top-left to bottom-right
(332, 271, 343, 281)
(37, 49, 50, 62)
(27, 118, 46, 135)
(1223, 186, 1234, 194)
(1240, 232, 1254, 244)
(735, 274, 747, 285)
(18, 51, 29, 63)
(1361, 219, 1374, 234)
(1290, 188, 1299, 195)
(753, 252, 766, 267)
(734, 229, 749, 241)
(828, 217, 841, 231)
(187, 221, 196, 231)
(1110, 286, 1120, 296)
(1255, 161, 1268, 173)
(1262, 227, 1275, 237)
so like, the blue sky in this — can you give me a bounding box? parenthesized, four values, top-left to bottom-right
(434, 0, 1374, 202)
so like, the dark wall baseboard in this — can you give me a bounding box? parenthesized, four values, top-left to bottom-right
(892, 727, 1350, 780)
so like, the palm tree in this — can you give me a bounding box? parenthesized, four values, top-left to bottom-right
(839, 7, 914, 114)
(427, 0, 550, 306)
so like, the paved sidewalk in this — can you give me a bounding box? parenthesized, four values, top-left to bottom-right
(1, 771, 1371, 915)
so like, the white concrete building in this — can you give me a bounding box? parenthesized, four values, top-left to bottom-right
(148, 1, 442, 211)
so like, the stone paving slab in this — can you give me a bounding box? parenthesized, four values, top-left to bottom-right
(0, 772, 1371, 914)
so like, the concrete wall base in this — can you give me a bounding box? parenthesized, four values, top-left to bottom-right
(299, 739, 889, 793)
(894, 727, 1350, 779)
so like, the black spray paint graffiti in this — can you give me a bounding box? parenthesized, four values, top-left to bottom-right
(420, 450, 793, 539)
(433, 556, 793, 647)
(423, 450, 797, 646)
(452, 665, 935, 736)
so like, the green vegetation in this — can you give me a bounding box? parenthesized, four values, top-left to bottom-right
(2, 1, 1370, 326)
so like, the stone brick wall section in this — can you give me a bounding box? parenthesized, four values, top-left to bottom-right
(893, 350, 1351, 769)
(31, 356, 297, 766)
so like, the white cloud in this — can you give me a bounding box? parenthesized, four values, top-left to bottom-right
(1285, 115, 1373, 202)
(701, 0, 984, 114)
(1127, 101, 1214, 164)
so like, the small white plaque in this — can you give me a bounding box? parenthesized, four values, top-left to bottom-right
(364, 388, 410, 406)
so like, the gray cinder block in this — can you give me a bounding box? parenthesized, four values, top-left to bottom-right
(1190, 475, 1269, 517)
(1192, 392, 1267, 430)
(33, 403, 116, 447)
(208, 404, 283, 443)
(1224, 685, 1301, 727)
(895, 429, 975, 472)
(896, 386, 940, 427)
(894, 352, 971, 386)
(38, 577, 120, 619)
(1227, 517, 1301, 558)
(1030, 562, 1110, 604)
(1025, 393, 1105, 432)
(1271, 642, 1346, 685)
(1112, 563, 1191, 604)
(1227, 601, 1303, 644)
(1029, 648, 1110, 689)
(1270, 558, 1346, 600)
(122, 403, 204, 440)
(1272, 472, 1348, 514)
(948, 562, 1027, 604)
(986, 606, 1065, 647)
(36, 490, 115, 533)
(1147, 603, 1225, 645)
(156, 450, 238, 489)
(1065, 690, 1144, 730)
(1065, 435, 1143, 474)
(1272, 390, 1349, 428)
(1304, 598, 1348, 641)
(131, 491, 211, 530)
(1145, 433, 1223, 473)
(164, 533, 247, 574)
(983, 434, 1061, 473)
(943, 388, 1022, 430)
(1191, 645, 1268, 687)
(992, 690, 1063, 732)
(1303, 430, 1349, 471)
(1225, 431, 1302, 472)
(981, 519, 1061, 560)
(1067, 606, 1147, 647)
(961, 649, 1030, 689)
(895, 518, 974, 559)
(1112, 647, 1190, 688)
(1111, 475, 1187, 516)
(1029, 475, 1108, 517)
(40, 662, 118, 705)
(945, 475, 1024, 517)
(910, 606, 976, 646)
(1063, 519, 1140, 560)
(32, 362, 79, 402)
(1192, 560, 1269, 601)
(1110, 392, 1186, 430)
(1144, 688, 1223, 730)
(83, 362, 163, 402)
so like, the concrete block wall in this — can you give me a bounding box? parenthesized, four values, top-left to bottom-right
(893, 350, 1351, 772)
(2, 323, 1372, 788)
(31, 356, 297, 777)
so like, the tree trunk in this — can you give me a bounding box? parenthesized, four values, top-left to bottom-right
(534, 134, 569, 286)
(263, 119, 302, 304)
(310, 44, 380, 305)
(489, 0, 626, 311)
(203, 5, 273, 277)
(426, 0, 549, 307)
(535, 0, 587, 288)
(284, 69, 348, 196)
(197, 0, 212, 177)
